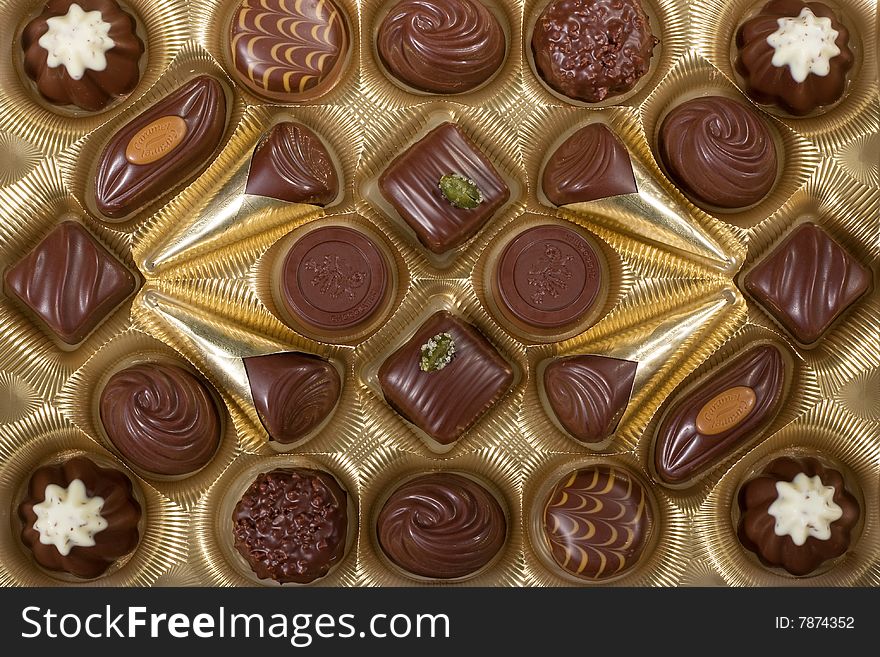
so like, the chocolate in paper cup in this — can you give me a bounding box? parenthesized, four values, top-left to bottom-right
(697, 401, 879, 586)
(56, 329, 240, 508)
(0, 0, 188, 154)
(0, 421, 187, 586)
(524, 453, 689, 586)
(191, 453, 359, 587)
(361, 0, 521, 113)
(358, 279, 525, 456)
(359, 448, 521, 585)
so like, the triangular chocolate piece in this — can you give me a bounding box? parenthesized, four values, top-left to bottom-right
(543, 355, 637, 444)
(542, 124, 637, 206)
(245, 122, 339, 206)
(243, 352, 341, 444)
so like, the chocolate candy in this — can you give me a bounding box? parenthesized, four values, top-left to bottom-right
(542, 124, 637, 205)
(654, 344, 787, 486)
(4, 221, 137, 345)
(658, 96, 778, 209)
(379, 122, 510, 254)
(243, 352, 341, 444)
(493, 223, 604, 332)
(246, 122, 339, 206)
(229, 0, 350, 102)
(738, 456, 859, 576)
(278, 225, 390, 335)
(377, 0, 505, 94)
(378, 310, 513, 447)
(531, 0, 657, 103)
(94, 76, 227, 219)
(232, 468, 348, 584)
(736, 0, 854, 115)
(542, 465, 652, 581)
(744, 223, 870, 346)
(99, 363, 222, 477)
(21, 0, 144, 112)
(377, 472, 506, 579)
(18, 456, 141, 578)
(544, 355, 638, 444)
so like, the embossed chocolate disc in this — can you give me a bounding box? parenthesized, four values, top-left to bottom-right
(494, 224, 602, 330)
(280, 226, 389, 333)
(695, 386, 757, 436)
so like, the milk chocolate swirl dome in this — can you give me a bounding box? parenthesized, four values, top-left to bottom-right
(738, 456, 859, 576)
(21, 0, 144, 112)
(377, 473, 507, 579)
(99, 363, 222, 477)
(377, 0, 506, 94)
(736, 0, 854, 115)
(658, 96, 778, 209)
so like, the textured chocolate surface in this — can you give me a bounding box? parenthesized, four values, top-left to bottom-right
(19, 456, 141, 578)
(738, 456, 859, 576)
(378, 311, 513, 446)
(379, 122, 510, 254)
(377, 0, 505, 94)
(542, 123, 637, 205)
(99, 363, 222, 476)
(377, 472, 506, 579)
(22, 0, 144, 112)
(243, 351, 341, 444)
(232, 468, 348, 584)
(531, 0, 656, 103)
(544, 355, 637, 444)
(493, 224, 603, 331)
(736, 0, 853, 115)
(543, 465, 652, 580)
(654, 344, 786, 486)
(4, 221, 137, 345)
(658, 96, 778, 209)
(94, 75, 227, 219)
(229, 0, 349, 102)
(744, 223, 870, 345)
(279, 225, 390, 333)
(246, 122, 338, 205)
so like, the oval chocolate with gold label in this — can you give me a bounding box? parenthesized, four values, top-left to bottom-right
(695, 386, 757, 436)
(125, 116, 188, 166)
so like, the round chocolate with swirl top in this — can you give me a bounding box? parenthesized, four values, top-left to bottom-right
(18, 456, 141, 578)
(531, 0, 657, 103)
(279, 225, 390, 335)
(233, 468, 348, 584)
(738, 456, 860, 576)
(377, 0, 505, 94)
(99, 363, 221, 477)
(658, 96, 778, 209)
(377, 473, 506, 579)
(542, 465, 652, 581)
(22, 0, 144, 112)
(736, 0, 854, 116)
(229, 0, 350, 102)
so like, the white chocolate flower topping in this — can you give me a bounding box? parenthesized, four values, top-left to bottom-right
(766, 8, 840, 83)
(768, 472, 843, 546)
(32, 479, 108, 556)
(38, 3, 115, 80)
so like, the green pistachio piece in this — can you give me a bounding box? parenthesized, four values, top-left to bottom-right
(419, 332, 456, 372)
(439, 173, 483, 209)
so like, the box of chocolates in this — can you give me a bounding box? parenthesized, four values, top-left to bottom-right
(0, 0, 876, 588)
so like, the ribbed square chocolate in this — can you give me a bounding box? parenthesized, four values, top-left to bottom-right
(378, 122, 510, 254)
(378, 310, 513, 445)
(744, 223, 870, 345)
(4, 221, 137, 345)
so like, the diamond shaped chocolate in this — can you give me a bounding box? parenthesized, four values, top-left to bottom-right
(4, 221, 137, 345)
(379, 122, 510, 254)
(378, 310, 513, 446)
(744, 223, 870, 345)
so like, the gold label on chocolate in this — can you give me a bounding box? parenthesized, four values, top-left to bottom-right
(125, 116, 188, 165)
(695, 386, 757, 436)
